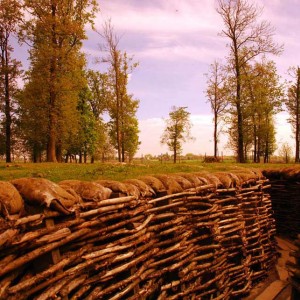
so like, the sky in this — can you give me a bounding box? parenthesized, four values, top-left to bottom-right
(16, 0, 300, 157)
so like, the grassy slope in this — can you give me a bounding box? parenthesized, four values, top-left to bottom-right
(0, 160, 294, 183)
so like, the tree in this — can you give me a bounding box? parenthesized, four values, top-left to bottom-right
(285, 67, 300, 163)
(205, 60, 228, 158)
(22, 0, 98, 162)
(86, 70, 110, 119)
(0, 0, 22, 162)
(217, 0, 282, 162)
(161, 106, 194, 163)
(100, 21, 140, 162)
(242, 59, 283, 162)
(279, 142, 293, 163)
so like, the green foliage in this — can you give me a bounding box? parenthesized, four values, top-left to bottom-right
(285, 66, 300, 162)
(161, 106, 194, 163)
(225, 59, 283, 162)
(20, 0, 98, 162)
(100, 22, 140, 162)
(0, 0, 23, 162)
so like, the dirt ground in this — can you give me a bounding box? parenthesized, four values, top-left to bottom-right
(244, 236, 297, 300)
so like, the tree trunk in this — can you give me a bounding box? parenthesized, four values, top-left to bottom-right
(234, 42, 245, 163)
(236, 102, 245, 162)
(4, 46, 11, 163)
(46, 3, 58, 163)
(253, 124, 257, 163)
(173, 147, 177, 163)
(173, 135, 177, 163)
(114, 51, 122, 163)
(295, 67, 300, 163)
(121, 130, 125, 162)
(47, 103, 57, 162)
(264, 138, 269, 163)
(56, 144, 62, 163)
(214, 111, 218, 158)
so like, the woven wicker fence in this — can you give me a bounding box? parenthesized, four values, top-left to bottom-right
(263, 167, 300, 238)
(0, 170, 277, 299)
(263, 167, 300, 300)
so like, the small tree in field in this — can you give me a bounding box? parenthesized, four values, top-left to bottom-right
(161, 106, 194, 163)
(279, 142, 293, 163)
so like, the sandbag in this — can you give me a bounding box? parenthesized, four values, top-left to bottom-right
(95, 180, 129, 195)
(122, 179, 155, 197)
(0, 181, 24, 216)
(168, 174, 194, 190)
(153, 174, 183, 194)
(10, 178, 79, 215)
(174, 173, 202, 188)
(122, 183, 140, 199)
(59, 180, 112, 202)
(214, 172, 236, 188)
(138, 176, 166, 194)
(193, 172, 222, 188)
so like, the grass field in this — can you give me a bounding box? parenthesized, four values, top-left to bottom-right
(0, 159, 294, 183)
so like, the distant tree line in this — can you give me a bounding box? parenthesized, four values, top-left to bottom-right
(0, 0, 140, 163)
(206, 0, 300, 163)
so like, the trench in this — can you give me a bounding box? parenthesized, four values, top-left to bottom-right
(261, 168, 300, 300)
(0, 168, 299, 299)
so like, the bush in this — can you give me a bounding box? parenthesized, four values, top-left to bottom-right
(203, 156, 221, 163)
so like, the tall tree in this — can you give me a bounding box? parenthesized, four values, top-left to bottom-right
(242, 59, 283, 162)
(161, 106, 193, 163)
(285, 67, 300, 163)
(22, 0, 98, 162)
(216, 0, 282, 162)
(205, 60, 228, 158)
(101, 21, 140, 162)
(0, 0, 22, 162)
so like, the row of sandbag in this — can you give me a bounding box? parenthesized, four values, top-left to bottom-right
(0, 168, 264, 219)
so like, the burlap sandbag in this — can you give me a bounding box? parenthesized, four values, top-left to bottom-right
(138, 176, 166, 194)
(121, 183, 140, 199)
(175, 173, 202, 187)
(95, 180, 129, 195)
(122, 179, 155, 197)
(153, 174, 183, 194)
(10, 178, 79, 214)
(0, 181, 24, 215)
(213, 172, 235, 189)
(59, 180, 112, 202)
(168, 174, 194, 190)
(233, 171, 256, 185)
(193, 172, 222, 188)
(192, 173, 209, 185)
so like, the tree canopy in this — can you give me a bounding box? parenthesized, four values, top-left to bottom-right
(216, 0, 282, 162)
(161, 106, 194, 163)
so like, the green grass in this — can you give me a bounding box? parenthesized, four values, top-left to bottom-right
(0, 159, 295, 183)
